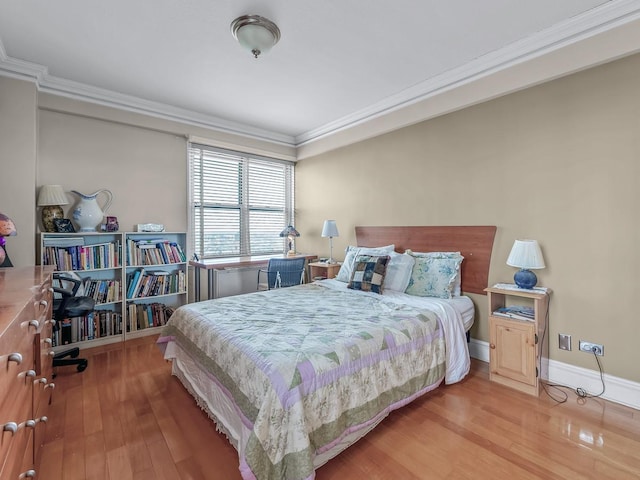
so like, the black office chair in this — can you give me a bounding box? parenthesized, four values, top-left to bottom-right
(257, 257, 306, 290)
(52, 273, 92, 373)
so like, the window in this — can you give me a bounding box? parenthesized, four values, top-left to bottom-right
(189, 144, 294, 259)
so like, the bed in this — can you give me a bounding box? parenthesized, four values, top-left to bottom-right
(157, 225, 496, 480)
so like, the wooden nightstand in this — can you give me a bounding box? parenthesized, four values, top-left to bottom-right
(309, 262, 341, 280)
(484, 285, 552, 397)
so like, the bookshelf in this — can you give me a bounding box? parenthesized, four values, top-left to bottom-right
(40, 231, 188, 349)
(124, 232, 187, 339)
(41, 232, 124, 349)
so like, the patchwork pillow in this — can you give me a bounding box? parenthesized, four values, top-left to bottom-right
(384, 251, 415, 292)
(405, 251, 464, 299)
(347, 255, 390, 294)
(335, 244, 395, 283)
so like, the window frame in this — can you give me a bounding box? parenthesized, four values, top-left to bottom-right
(189, 143, 295, 260)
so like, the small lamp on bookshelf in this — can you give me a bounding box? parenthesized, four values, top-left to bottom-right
(506, 239, 546, 289)
(38, 185, 69, 232)
(279, 225, 300, 256)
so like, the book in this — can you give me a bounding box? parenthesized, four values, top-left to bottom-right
(492, 283, 549, 293)
(493, 306, 535, 321)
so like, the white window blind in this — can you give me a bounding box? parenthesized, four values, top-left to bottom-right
(189, 144, 294, 259)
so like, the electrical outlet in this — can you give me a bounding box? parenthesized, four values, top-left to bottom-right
(579, 341, 604, 356)
(558, 334, 571, 351)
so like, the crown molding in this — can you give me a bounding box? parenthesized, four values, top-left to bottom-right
(296, 0, 640, 147)
(0, 37, 48, 83)
(38, 75, 296, 147)
(0, 37, 295, 148)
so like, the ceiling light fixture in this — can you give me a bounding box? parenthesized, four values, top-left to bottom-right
(231, 15, 281, 59)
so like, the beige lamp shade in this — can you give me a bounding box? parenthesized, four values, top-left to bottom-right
(37, 185, 69, 207)
(37, 185, 69, 232)
(506, 239, 545, 269)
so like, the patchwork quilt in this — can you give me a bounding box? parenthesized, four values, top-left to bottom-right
(158, 283, 446, 480)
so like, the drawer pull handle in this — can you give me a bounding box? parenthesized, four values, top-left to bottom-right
(490, 343, 496, 349)
(29, 319, 40, 329)
(38, 416, 48, 423)
(48, 287, 54, 293)
(3, 422, 18, 435)
(23, 369, 37, 380)
(46, 319, 57, 326)
(39, 299, 48, 307)
(35, 377, 48, 385)
(19, 470, 37, 479)
(44, 338, 53, 345)
(8, 352, 23, 365)
(24, 419, 36, 429)
(48, 351, 56, 357)
(45, 382, 55, 390)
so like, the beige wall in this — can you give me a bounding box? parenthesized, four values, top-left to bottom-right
(1, 51, 638, 384)
(0, 76, 37, 266)
(37, 109, 188, 233)
(295, 53, 640, 383)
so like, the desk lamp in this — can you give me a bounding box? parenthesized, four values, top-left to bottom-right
(321, 220, 339, 264)
(279, 225, 300, 256)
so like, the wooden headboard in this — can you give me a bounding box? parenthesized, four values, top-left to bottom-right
(355, 226, 497, 295)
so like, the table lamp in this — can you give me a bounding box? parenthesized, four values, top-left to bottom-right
(506, 239, 546, 289)
(0, 212, 17, 267)
(37, 185, 69, 232)
(321, 220, 339, 264)
(279, 225, 300, 256)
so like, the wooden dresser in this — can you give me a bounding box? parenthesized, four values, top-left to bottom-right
(0, 266, 55, 479)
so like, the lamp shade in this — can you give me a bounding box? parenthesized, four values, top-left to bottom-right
(37, 185, 69, 206)
(279, 225, 300, 238)
(321, 220, 339, 238)
(506, 240, 546, 269)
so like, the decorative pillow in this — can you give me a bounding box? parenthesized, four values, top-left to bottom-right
(405, 251, 464, 298)
(383, 251, 415, 292)
(335, 244, 395, 283)
(347, 255, 390, 294)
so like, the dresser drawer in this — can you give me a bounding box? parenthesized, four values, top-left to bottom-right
(0, 309, 37, 412)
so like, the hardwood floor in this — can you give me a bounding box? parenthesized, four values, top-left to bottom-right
(39, 335, 640, 480)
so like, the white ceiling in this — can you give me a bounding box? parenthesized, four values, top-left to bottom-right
(1, 0, 640, 152)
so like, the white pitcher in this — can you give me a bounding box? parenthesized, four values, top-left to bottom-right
(71, 189, 113, 232)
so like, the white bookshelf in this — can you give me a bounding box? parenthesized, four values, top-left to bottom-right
(124, 232, 187, 339)
(40, 231, 188, 349)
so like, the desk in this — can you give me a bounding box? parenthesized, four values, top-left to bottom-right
(190, 254, 317, 301)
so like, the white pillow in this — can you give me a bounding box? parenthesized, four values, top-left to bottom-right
(384, 252, 415, 292)
(335, 244, 395, 283)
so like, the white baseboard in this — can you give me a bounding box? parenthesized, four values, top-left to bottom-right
(469, 338, 640, 411)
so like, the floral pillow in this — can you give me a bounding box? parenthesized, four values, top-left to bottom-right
(347, 255, 390, 294)
(405, 251, 464, 298)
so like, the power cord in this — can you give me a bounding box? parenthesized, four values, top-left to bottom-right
(540, 295, 606, 403)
